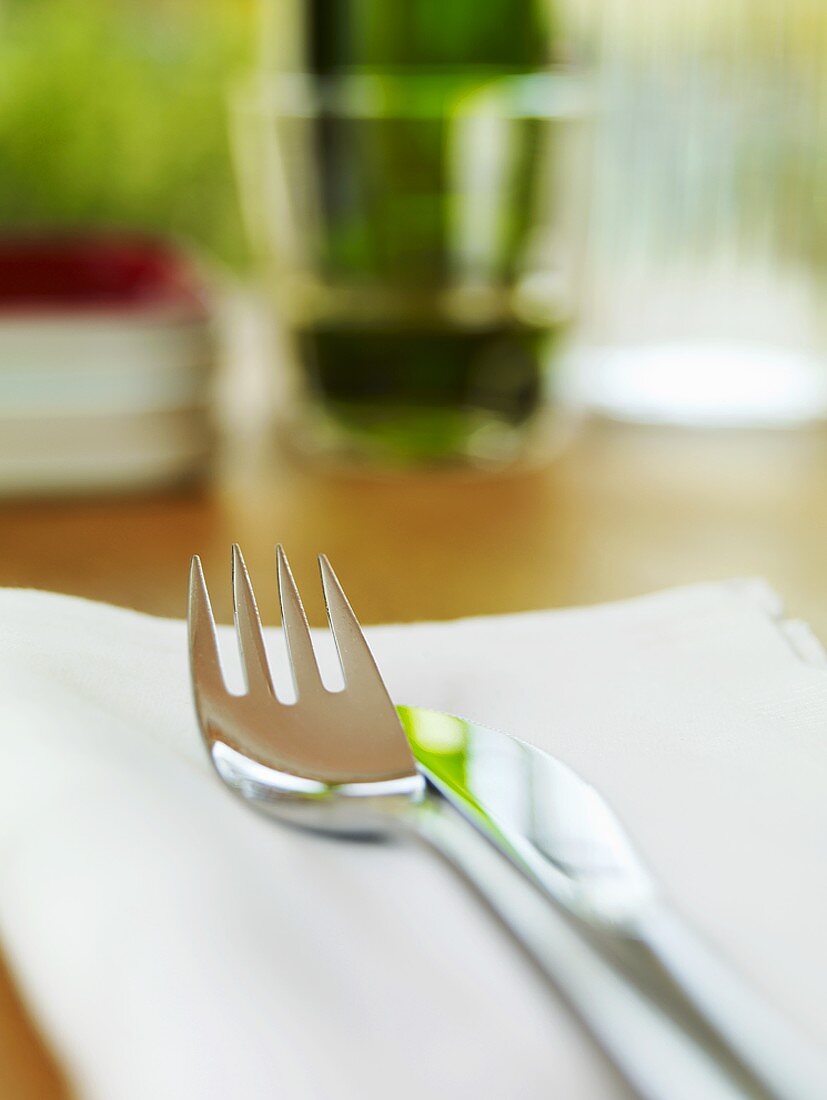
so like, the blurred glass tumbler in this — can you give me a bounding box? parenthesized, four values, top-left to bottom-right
(233, 69, 589, 467)
(580, 0, 827, 426)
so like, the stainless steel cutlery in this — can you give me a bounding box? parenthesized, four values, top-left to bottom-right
(188, 546, 827, 1100)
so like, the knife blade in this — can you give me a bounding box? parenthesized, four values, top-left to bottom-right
(398, 704, 827, 1100)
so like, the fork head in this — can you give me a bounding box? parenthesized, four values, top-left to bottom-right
(188, 545, 424, 835)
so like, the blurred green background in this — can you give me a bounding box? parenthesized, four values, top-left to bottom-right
(0, 0, 254, 265)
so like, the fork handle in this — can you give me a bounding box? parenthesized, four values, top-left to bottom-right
(410, 795, 763, 1100)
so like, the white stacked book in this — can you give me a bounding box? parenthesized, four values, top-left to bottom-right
(0, 235, 217, 496)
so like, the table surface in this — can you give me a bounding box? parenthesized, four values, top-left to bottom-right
(3, 419, 827, 1098)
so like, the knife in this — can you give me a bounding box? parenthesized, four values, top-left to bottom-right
(399, 705, 827, 1100)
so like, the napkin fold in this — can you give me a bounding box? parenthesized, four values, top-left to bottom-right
(0, 581, 826, 1100)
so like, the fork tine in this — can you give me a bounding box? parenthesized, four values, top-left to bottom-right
(231, 545, 275, 697)
(319, 554, 390, 699)
(276, 545, 324, 698)
(188, 555, 226, 699)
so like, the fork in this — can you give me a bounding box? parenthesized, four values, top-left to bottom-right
(188, 547, 823, 1100)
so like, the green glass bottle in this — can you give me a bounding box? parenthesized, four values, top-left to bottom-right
(279, 1, 574, 466)
(306, 0, 554, 71)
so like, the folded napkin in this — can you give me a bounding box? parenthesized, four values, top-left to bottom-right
(1, 581, 826, 1100)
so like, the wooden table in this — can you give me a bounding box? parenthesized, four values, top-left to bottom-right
(3, 419, 827, 1097)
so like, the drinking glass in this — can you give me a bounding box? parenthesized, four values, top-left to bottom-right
(578, 0, 827, 426)
(232, 69, 589, 467)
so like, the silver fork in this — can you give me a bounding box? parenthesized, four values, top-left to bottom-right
(188, 547, 824, 1100)
(189, 544, 422, 836)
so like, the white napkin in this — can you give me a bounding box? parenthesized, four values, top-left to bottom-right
(1, 580, 826, 1100)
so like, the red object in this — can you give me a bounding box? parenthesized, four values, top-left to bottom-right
(0, 235, 208, 317)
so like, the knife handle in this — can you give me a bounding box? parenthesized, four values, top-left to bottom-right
(410, 795, 759, 1100)
(614, 902, 827, 1100)
(412, 755, 827, 1100)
